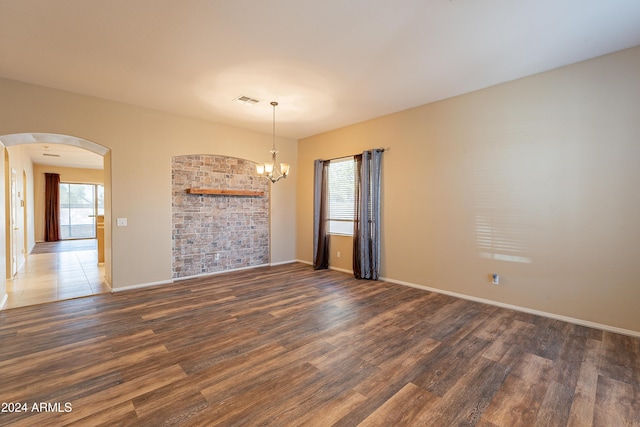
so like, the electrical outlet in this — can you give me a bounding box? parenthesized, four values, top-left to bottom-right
(336, 251, 341, 258)
(492, 273, 499, 285)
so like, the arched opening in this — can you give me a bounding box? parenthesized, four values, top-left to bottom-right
(171, 154, 270, 279)
(0, 133, 112, 309)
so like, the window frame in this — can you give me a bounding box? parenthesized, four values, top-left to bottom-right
(59, 182, 104, 240)
(327, 157, 355, 236)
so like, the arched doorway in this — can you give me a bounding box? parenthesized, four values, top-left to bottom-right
(0, 133, 112, 309)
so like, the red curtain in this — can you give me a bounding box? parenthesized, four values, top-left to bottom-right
(44, 173, 61, 241)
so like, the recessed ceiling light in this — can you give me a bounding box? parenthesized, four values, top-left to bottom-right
(233, 95, 260, 105)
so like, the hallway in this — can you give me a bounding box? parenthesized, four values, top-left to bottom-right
(4, 239, 109, 309)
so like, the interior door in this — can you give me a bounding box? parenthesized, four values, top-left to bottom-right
(10, 169, 18, 277)
(23, 170, 28, 261)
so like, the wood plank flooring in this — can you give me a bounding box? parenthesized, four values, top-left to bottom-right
(1, 263, 639, 426)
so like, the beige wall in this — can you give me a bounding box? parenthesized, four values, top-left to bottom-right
(32, 164, 104, 243)
(0, 78, 297, 290)
(327, 235, 353, 272)
(297, 46, 640, 333)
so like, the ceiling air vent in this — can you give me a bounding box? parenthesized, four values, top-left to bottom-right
(43, 153, 61, 157)
(233, 95, 260, 105)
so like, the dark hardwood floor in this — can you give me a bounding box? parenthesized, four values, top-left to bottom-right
(1, 263, 638, 426)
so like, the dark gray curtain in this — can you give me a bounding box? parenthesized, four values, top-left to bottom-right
(353, 149, 383, 279)
(313, 159, 330, 269)
(44, 173, 61, 242)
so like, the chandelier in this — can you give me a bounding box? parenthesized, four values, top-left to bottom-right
(256, 101, 290, 183)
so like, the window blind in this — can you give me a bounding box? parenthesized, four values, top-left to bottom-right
(328, 157, 355, 235)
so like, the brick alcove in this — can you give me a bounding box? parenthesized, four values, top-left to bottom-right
(171, 154, 270, 279)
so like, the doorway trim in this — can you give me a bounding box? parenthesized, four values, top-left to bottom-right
(3, 148, 9, 280)
(23, 169, 28, 264)
(0, 132, 112, 293)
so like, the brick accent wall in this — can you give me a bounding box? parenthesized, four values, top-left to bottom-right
(172, 155, 270, 278)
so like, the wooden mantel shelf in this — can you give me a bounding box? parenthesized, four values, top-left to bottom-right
(186, 188, 265, 197)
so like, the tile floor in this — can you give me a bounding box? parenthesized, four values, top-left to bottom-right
(4, 239, 110, 310)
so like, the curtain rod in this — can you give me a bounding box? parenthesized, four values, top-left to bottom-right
(320, 147, 388, 162)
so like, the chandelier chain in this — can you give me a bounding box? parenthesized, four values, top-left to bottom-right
(272, 101, 277, 153)
(256, 100, 289, 183)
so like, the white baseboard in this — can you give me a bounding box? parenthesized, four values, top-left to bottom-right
(0, 293, 7, 310)
(118, 263, 278, 292)
(172, 263, 270, 282)
(380, 276, 640, 339)
(112, 262, 290, 293)
(329, 266, 354, 275)
(295, 259, 354, 275)
(270, 259, 298, 266)
(111, 279, 174, 292)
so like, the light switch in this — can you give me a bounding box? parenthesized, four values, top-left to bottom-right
(116, 218, 128, 227)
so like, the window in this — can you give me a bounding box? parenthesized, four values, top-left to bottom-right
(328, 157, 355, 235)
(59, 183, 104, 239)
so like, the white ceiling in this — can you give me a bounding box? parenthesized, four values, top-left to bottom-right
(0, 134, 106, 169)
(23, 143, 104, 170)
(1, 0, 639, 141)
